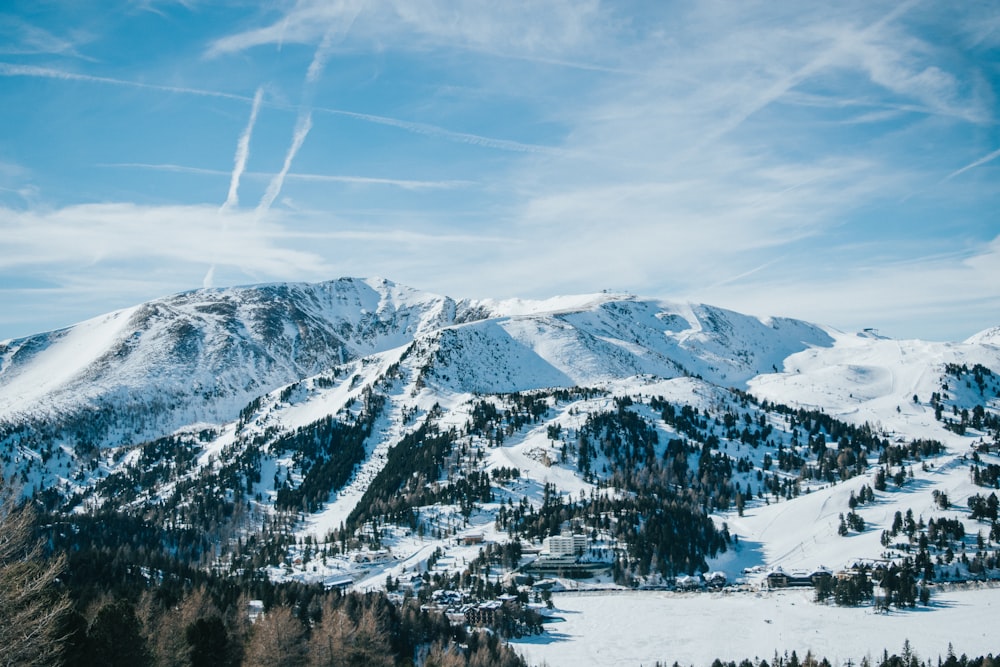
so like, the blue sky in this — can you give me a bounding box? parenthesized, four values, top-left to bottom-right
(1, 1, 998, 342)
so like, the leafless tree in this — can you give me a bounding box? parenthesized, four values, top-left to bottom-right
(423, 641, 467, 667)
(243, 606, 307, 667)
(0, 501, 71, 666)
(307, 601, 393, 667)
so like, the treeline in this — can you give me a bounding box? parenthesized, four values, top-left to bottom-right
(971, 458, 1000, 488)
(271, 409, 373, 513)
(661, 643, 999, 667)
(346, 415, 458, 532)
(874, 495, 1000, 584)
(2, 498, 528, 667)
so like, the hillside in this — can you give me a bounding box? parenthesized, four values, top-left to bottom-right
(1, 278, 999, 665)
(0, 278, 470, 445)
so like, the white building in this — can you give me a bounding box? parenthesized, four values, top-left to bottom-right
(542, 532, 587, 557)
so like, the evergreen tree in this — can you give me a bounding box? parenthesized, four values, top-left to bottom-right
(186, 616, 230, 667)
(85, 599, 152, 667)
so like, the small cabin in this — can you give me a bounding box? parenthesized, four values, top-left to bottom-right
(675, 574, 703, 590)
(704, 571, 728, 589)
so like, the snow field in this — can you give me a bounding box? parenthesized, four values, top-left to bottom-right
(512, 586, 1000, 667)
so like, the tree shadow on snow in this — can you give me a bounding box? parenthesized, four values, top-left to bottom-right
(511, 628, 573, 646)
(714, 538, 767, 577)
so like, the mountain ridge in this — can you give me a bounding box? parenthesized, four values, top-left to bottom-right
(1, 276, 999, 620)
(0, 277, 838, 446)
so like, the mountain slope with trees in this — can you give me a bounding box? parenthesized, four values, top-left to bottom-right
(1, 278, 999, 665)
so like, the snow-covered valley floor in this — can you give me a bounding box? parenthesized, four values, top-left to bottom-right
(512, 586, 998, 667)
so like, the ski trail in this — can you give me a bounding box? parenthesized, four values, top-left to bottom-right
(298, 362, 421, 540)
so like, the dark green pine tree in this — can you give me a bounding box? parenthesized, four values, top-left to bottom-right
(84, 599, 152, 667)
(186, 615, 231, 667)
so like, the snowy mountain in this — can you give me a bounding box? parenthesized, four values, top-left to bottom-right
(0, 280, 833, 455)
(0, 278, 472, 448)
(2, 278, 1000, 655)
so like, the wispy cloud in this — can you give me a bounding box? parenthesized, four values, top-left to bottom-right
(2, 1, 996, 342)
(0, 200, 509, 318)
(960, 7, 1000, 48)
(306, 7, 365, 87)
(0, 159, 35, 201)
(282, 228, 508, 244)
(97, 163, 227, 177)
(704, 258, 788, 291)
(222, 87, 264, 211)
(130, 0, 199, 18)
(0, 202, 330, 277)
(199, 1, 997, 329)
(282, 172, 473, 189)
(253, 9, 367, 219)
(693, 235, 1000, 341)
(0, 197, 330, 335)
(207, 0, 606, 61)
(207, 86, 265, 287)
(0, 16, 94, 58)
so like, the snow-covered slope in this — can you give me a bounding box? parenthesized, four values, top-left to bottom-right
(0, 278, 472, 446)
(3, 277, 1000, 622)
(965, 326, 1000, 347)
(0, 282, 834, 452)
(749, 330, 1000, 439)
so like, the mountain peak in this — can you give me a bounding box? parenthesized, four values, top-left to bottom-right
(965, 326, 1000, 346)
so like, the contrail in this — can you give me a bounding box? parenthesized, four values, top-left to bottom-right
(96, 163, 226, 176)
(252, 3, 369, 221)
(314, 105, 570, 155)
(258, 112, 313, 216)
(254, 11, 359, 218)
(222, 87, 264, 211)
(0, 62, 251, 102)
(944, 146, 1000, 182)
(306, 2, 361, 84)
(97, 162, 472, 189)
(307, 29, 337, 85)
(209, 86, 264, 288)
(283, 173, 472, 189)
(1, 62, 565, 157)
